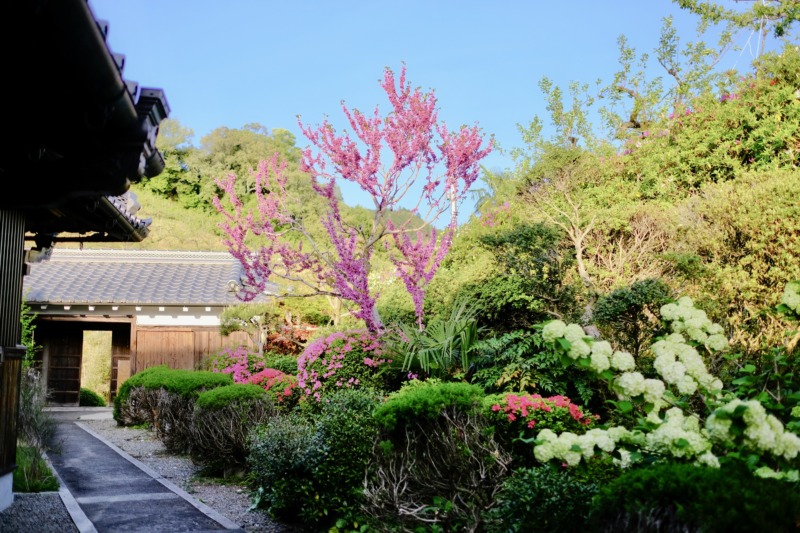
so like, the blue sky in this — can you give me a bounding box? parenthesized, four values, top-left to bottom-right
(90, 1, 767, 218)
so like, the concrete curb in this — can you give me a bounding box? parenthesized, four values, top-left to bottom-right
(41, 451, 97, 533)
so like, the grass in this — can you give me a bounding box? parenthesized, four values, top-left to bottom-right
(13, 446, 59, 493)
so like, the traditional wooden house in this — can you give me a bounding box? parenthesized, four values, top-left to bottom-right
(22, 248, 270, 405)
(0, 0, 170, 510)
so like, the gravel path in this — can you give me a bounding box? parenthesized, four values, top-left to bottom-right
(0, 419, 300, 533)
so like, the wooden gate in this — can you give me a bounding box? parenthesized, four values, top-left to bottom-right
(45, 326, 83, 405)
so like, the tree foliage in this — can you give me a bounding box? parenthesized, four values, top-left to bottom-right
(214, 65, 493, 331)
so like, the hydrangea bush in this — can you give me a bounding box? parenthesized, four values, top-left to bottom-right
(533, 283, 800, 480)
(297, 329, 392, 401)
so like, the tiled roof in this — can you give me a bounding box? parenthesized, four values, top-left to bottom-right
(22, 249, 273, 307)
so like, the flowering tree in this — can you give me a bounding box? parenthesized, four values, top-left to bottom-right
(214, 65, 493, 332)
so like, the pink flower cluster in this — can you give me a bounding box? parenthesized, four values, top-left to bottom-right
(214, 65, 492, 333)
(212, 347, 297, 400)
(212, 346, 265, 383)
(247, 367, 298, 402)
(491, 393, 595, 429)
(297, 329, 390, 401)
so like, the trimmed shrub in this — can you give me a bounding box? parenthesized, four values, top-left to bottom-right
(483, 466, 598, 533)
(113, 366, 232, 453)
(190, 384, 276, 475)
(297, 329, 391, 401)
(587, 462, 800, 532)
(248, 388, 382, 531)
(113, 365, 172, 424)
(372, 380, 485, 430)
(79, 387, 107, 407)
(364, 380, 511, 532)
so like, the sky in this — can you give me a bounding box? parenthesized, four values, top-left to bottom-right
(89, 0, 770, 220)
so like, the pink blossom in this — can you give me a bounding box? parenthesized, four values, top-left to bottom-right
(213, 65, 492, 332)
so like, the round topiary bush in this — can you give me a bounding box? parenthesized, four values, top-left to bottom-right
(365, 380, 511, 532)
(190, 383, 277, 475)
(79, 387, 106, 407)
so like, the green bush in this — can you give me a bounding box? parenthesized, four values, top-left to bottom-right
(247, 412, 318, 524)
(587, 462, 800, 532)
(113, 365, 173, 423)
(261, 353, 298, 375)
(113, 366, 233, 454)
(195, 382, 267, 410)
(483, 466, 598, 533)
(372, 380, 485, 430)
(593, 278, 673, 358)
(79, 387, 107, 407)
(470, 328, 597, 406)
(248, 388, 382, 530)
(190, 384, 276, 475)
(364, 380, 511, 532)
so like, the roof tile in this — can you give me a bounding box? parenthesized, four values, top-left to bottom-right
(23, 249, 274, 306)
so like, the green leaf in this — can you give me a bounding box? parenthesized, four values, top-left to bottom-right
(741, 364, 757, 374)
(617, 400, 633, 413)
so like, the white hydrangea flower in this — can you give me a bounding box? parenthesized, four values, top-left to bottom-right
(542, 320, 567, 342)
(590, 349, 611, 372)
(775, 426, 800, 460)
(643, 378, 666, 404)
(616, 371, 646, 398)
(614, 448, 633, 469)
(611, 350, 635, 371)
(684, 326, 708, 343)
(665, 333, 687, 344)
(568, 339, 592, 359)
(564, 323, 587, 344)
(676, 374, 698, 395)
(644, 408, 712, 459)
(607, 426, 630, 442)
(656, 358, 686, 384)
(705, 334, 729, 352)
(695, 451, 720, 468)
(585, 428, 616, 453)
(591, 340, 613, 357)
(660, 302, 679, 321)
(782, 281, 800, 314)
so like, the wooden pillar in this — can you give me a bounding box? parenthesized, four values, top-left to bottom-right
(0, 210, 25, 511)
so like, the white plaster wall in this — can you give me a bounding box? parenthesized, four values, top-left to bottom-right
(135, 314, 220, 326)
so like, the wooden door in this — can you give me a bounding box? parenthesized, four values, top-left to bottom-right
(46, 328, 82, 405)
